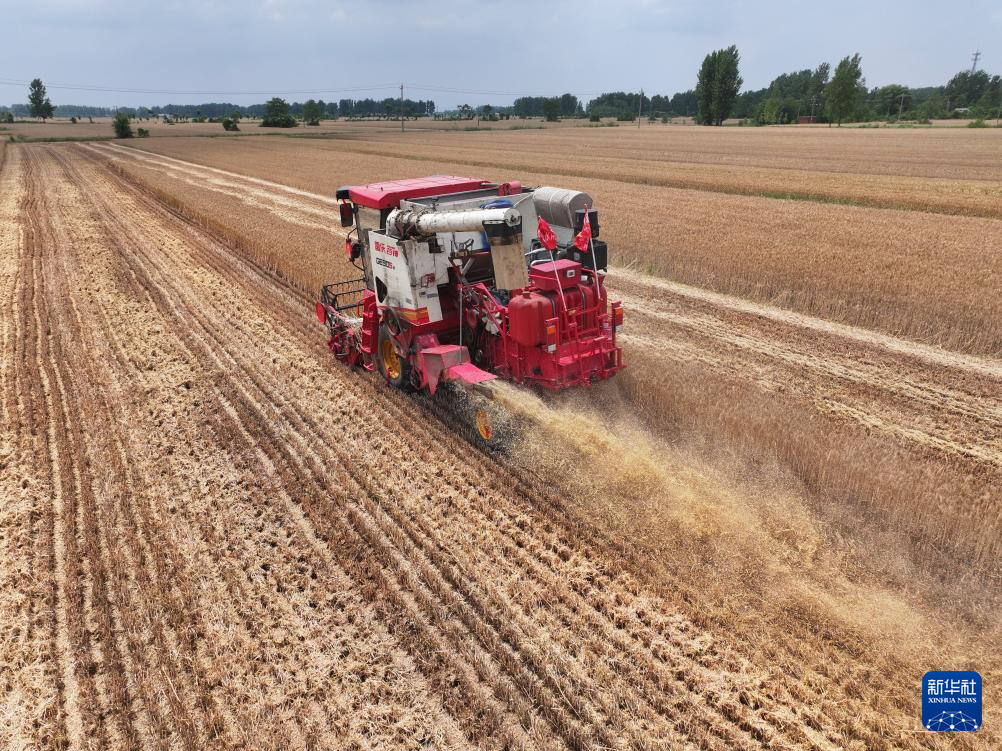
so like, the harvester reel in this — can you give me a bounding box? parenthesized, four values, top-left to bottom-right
(329, 326, 354, 360)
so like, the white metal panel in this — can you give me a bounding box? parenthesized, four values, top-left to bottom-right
(368, 232, 443, 324)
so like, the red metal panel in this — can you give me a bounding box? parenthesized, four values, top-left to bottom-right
(528, 259, 582, 291)
(444, 362, 496, 385)
(348, 175, 492, 209)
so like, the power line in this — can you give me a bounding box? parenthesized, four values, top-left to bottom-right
(399, 83, 611, 97)
(0, 77, 399, 97)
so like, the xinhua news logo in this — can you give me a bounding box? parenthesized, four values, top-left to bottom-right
(923, 671, 982, 731)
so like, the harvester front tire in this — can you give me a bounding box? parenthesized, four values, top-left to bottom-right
(377, 325, 414, 391)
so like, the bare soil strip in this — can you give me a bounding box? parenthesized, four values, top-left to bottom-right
(5, 142, 993, 748)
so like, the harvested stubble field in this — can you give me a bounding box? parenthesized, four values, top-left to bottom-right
(1, 128, 1000, 751)
(2, 116, 576, 142)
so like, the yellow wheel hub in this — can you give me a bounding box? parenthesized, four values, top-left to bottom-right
(381, 338, 401, 381)
(475, 409, 494, 441)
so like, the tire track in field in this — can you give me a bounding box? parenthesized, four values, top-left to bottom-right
(86, 142, 340, 231)
(0, 144, 52, 749)
(0, 147, 63, 749)
(41, 145, 239, 749)
(40, 145, 474, 749)
(13, 147, 90, 751)
(21, 145, 206, 750)
(68, 147, 937, 751)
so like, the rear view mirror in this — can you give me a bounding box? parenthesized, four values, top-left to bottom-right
(339, 202, 354, 228)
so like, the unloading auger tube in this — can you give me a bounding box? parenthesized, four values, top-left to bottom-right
(386, 206, 520, 238)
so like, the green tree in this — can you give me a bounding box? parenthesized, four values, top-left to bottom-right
(944, 70, 991, 110)
(302, 99, 323, 125)
(112, 112, 133, 138)
(825, 54, 865, 125)
(872, 84, 911, 119)
(261, 97, 296, 127)
(558, 93, 578, 117)
(695, 46, 742, 125)
(971, 76, 1002, 118)
(759, 96, 784, 124)
(919, 91, 948, 120)
(542, 98, 560, 122)
(28, 78, 55, 121)
(755, 63, 829, 122)
(696, 54, 714, 123)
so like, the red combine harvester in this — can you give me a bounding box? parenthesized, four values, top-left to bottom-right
(316, 175, 624, 443)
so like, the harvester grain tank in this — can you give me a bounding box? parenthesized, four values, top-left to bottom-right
(316, 175, 625, 443)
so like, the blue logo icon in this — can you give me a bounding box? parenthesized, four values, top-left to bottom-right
(923, 671, 981, 731)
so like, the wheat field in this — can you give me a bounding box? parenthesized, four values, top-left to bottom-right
(123, 130, 1002, 355)
(3, 128, 1000, 749)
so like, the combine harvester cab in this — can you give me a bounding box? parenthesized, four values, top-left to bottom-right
(316, 175, 625, 443)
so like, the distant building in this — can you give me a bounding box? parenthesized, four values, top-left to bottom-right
(798, 115, 819, 124)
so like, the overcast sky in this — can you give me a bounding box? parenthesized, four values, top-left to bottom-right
(2, 0, 1000, 109)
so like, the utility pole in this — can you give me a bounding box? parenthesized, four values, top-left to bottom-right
(400, 83, 404, 133)
(897, 92, 908, 121)
(637, 88, 643, 128)
(971, 50, 981, 74)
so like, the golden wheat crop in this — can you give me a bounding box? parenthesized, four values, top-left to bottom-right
(6, 139, 1000, 749)
(89, 139, 1002, 569)
(126, 133, 1002, 355)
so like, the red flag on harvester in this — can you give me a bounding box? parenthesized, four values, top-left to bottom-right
(574, 209, 592, 252)
(537, 216, 558, 251)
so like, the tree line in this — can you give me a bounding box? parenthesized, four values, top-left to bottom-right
(725, 56, 1000, 125)
(10, 62, 1000, 129)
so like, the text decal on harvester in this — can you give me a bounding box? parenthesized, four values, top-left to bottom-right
(923, 671, 981, 731)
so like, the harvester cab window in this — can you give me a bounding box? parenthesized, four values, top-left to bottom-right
(356, 206, 382, 234)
